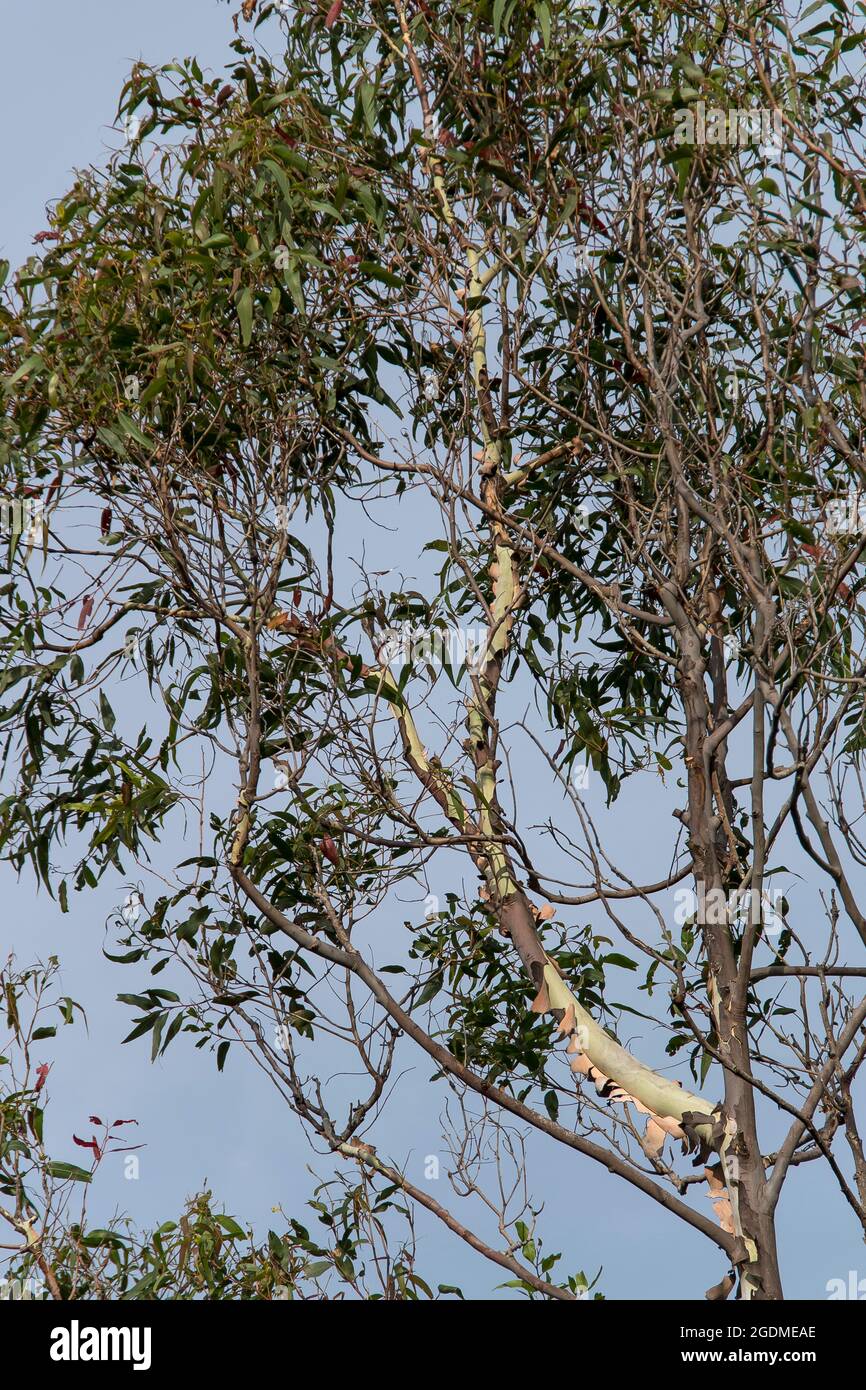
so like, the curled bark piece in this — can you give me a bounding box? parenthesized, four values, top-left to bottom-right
(554, 988, 691, 1161)
(705, 1163, 735, 1234)
(705, 1270, 736, 1301)
(643, 1118, 669, 1157)
(556, 1002, 576, 1037)
(530, 981, 551, 1014)
(539, 958, 715, 1136)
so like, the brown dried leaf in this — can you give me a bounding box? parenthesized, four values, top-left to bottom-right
(78, 595, 94, 631)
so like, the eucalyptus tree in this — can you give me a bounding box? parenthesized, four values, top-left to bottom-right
(0, 958, 450, 1300)
(3, 0, 866, 1300)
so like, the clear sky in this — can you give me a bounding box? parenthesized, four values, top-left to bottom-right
(0, 0, 861, 1301)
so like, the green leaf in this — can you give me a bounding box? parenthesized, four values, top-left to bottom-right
(358, 260, 402, 289)
(415, 972, 443, 1005)
(262, 158, 294, 207)
(237, 287, 254, 347)
(122, 1013, 158, 1044)
(117, 412, 151, 447)
(215, 1215, 246, 1239)
(46, 1161, 92, 1183)
(359, 81, 376, 135)
(82, 1229, 130, 1248)
(6, 354, 44, 387)
(602, 953, 638, 971)
(535, 1, 552, 47)
(99, 690, 116, 732)
(493, 0, 509, 37)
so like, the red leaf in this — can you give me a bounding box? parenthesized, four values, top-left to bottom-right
(100, 507, 112, 537)
(111, 1118, 138, 1127)
(73, 1135, 102, 1158)
(322, 834, 339, 865)
(33, 231, 60, 245)
(88, 1115, 103, 1126)
(217, 84, 233, 107)
(46, 472, 62, 507)
(35, 1063, 51, 1093)
(577, 201, 609, 234)
(325, 0, 344, 28)
(78, 595, 94, 631)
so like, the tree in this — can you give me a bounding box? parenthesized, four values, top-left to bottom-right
(2, 0, 866, 1300)
(0, 958, 450, 1300)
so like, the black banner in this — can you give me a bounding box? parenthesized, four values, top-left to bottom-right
(5, 1295, 858, 1376)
